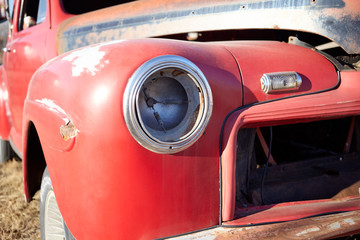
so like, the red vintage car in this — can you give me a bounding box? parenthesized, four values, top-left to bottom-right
(0, 0, 360, 239)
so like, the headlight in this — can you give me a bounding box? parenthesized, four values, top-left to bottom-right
(123, 55, 213, 154)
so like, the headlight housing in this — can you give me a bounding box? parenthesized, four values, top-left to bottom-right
(123, 55, 213, 154)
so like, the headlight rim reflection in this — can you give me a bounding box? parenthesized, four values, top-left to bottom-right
(123, 55, 213, 154)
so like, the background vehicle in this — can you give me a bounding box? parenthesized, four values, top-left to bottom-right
(0, 0, 359, 239)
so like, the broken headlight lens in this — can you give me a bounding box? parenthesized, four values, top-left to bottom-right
(123, 55, 213, 154)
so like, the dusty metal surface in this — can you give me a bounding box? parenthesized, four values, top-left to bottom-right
(57, 0, 360, 54)
(169, 210, 360, 239)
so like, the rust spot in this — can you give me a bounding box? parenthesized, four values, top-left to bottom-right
(57, 0, 360, 54)
(172, 69, 184, 77)
(174, 210, 360, 239)
(60, 121, 79, 141)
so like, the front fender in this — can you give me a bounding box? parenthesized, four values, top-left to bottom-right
(23, 39, 242, 239)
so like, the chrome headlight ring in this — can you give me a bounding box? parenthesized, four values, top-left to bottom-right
(123, 55, 213, 154)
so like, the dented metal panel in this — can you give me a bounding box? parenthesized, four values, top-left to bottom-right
(57, 0, 360, 54)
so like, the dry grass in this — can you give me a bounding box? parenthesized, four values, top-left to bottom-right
(0, 160, 40, 240)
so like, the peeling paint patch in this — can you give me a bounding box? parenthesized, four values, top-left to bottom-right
(35, 98, 69, 123)
(62, 45, 109, 77)
(329, 222, 341, 230)
(343, 218, 355, 225)
(60, 121, 79, 141)
(295, 226, 320, 236)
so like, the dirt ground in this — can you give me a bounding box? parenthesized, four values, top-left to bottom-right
(0, 159, 40, 240)
(0, 159, 359, 240)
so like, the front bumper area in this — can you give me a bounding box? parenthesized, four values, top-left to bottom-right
(170, 210, 360, 239)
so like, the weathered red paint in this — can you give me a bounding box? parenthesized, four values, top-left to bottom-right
(228, 197, 360, 225)
(23, 38, 360, 239)
(24, 39, 242, 239)
(56, 0, 360, 54)
(1, 0, 69, 146)
(221, 71, 360, 221)
(0, 66, 11, 139)
(0, 0, 359, 239)
(220, 41, 339, 105)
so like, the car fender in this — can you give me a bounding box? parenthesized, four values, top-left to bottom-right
(23, 38, 243, 239)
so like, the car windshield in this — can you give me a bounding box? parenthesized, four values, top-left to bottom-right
(61, 0, 135, 14)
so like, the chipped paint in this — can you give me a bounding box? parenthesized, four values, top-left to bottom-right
(169, 210, 360, 239)
(295, 226, 320, 236)
(57, 0, 360, 54)
(35, 98, 69, 123)
(343, 218, 355, 225)
(329, 222, 341, 230)
(60, 121, 79, 141)
(35, 99, 79, 140)
(62, 45, 109, 77)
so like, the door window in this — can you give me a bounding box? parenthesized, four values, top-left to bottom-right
(18, 0, 46, 30)
(7, 0, 15, 22)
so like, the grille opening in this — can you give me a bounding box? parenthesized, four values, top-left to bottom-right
(235, 116, 360, 213)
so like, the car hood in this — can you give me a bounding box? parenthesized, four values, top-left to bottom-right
(57, 0, 360, 54)
(219, 41, 340, 105)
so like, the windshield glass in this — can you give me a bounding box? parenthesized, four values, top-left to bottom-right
(62, 0, 135, 14)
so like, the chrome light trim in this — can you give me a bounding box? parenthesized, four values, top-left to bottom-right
(123, 55, 213, 154)
(261, 72, 302, 94)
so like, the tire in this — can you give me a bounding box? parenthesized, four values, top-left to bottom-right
(0, 139, 12, 164)
(40, 168, 76, 240)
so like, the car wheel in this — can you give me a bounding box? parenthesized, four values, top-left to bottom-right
(40, 167, 76, 240)
(0, 139, 12, 164)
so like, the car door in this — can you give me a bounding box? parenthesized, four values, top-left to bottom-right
(3, 0, 48, 148)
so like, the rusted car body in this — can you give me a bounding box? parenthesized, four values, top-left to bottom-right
(0, 0, 359, 239)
